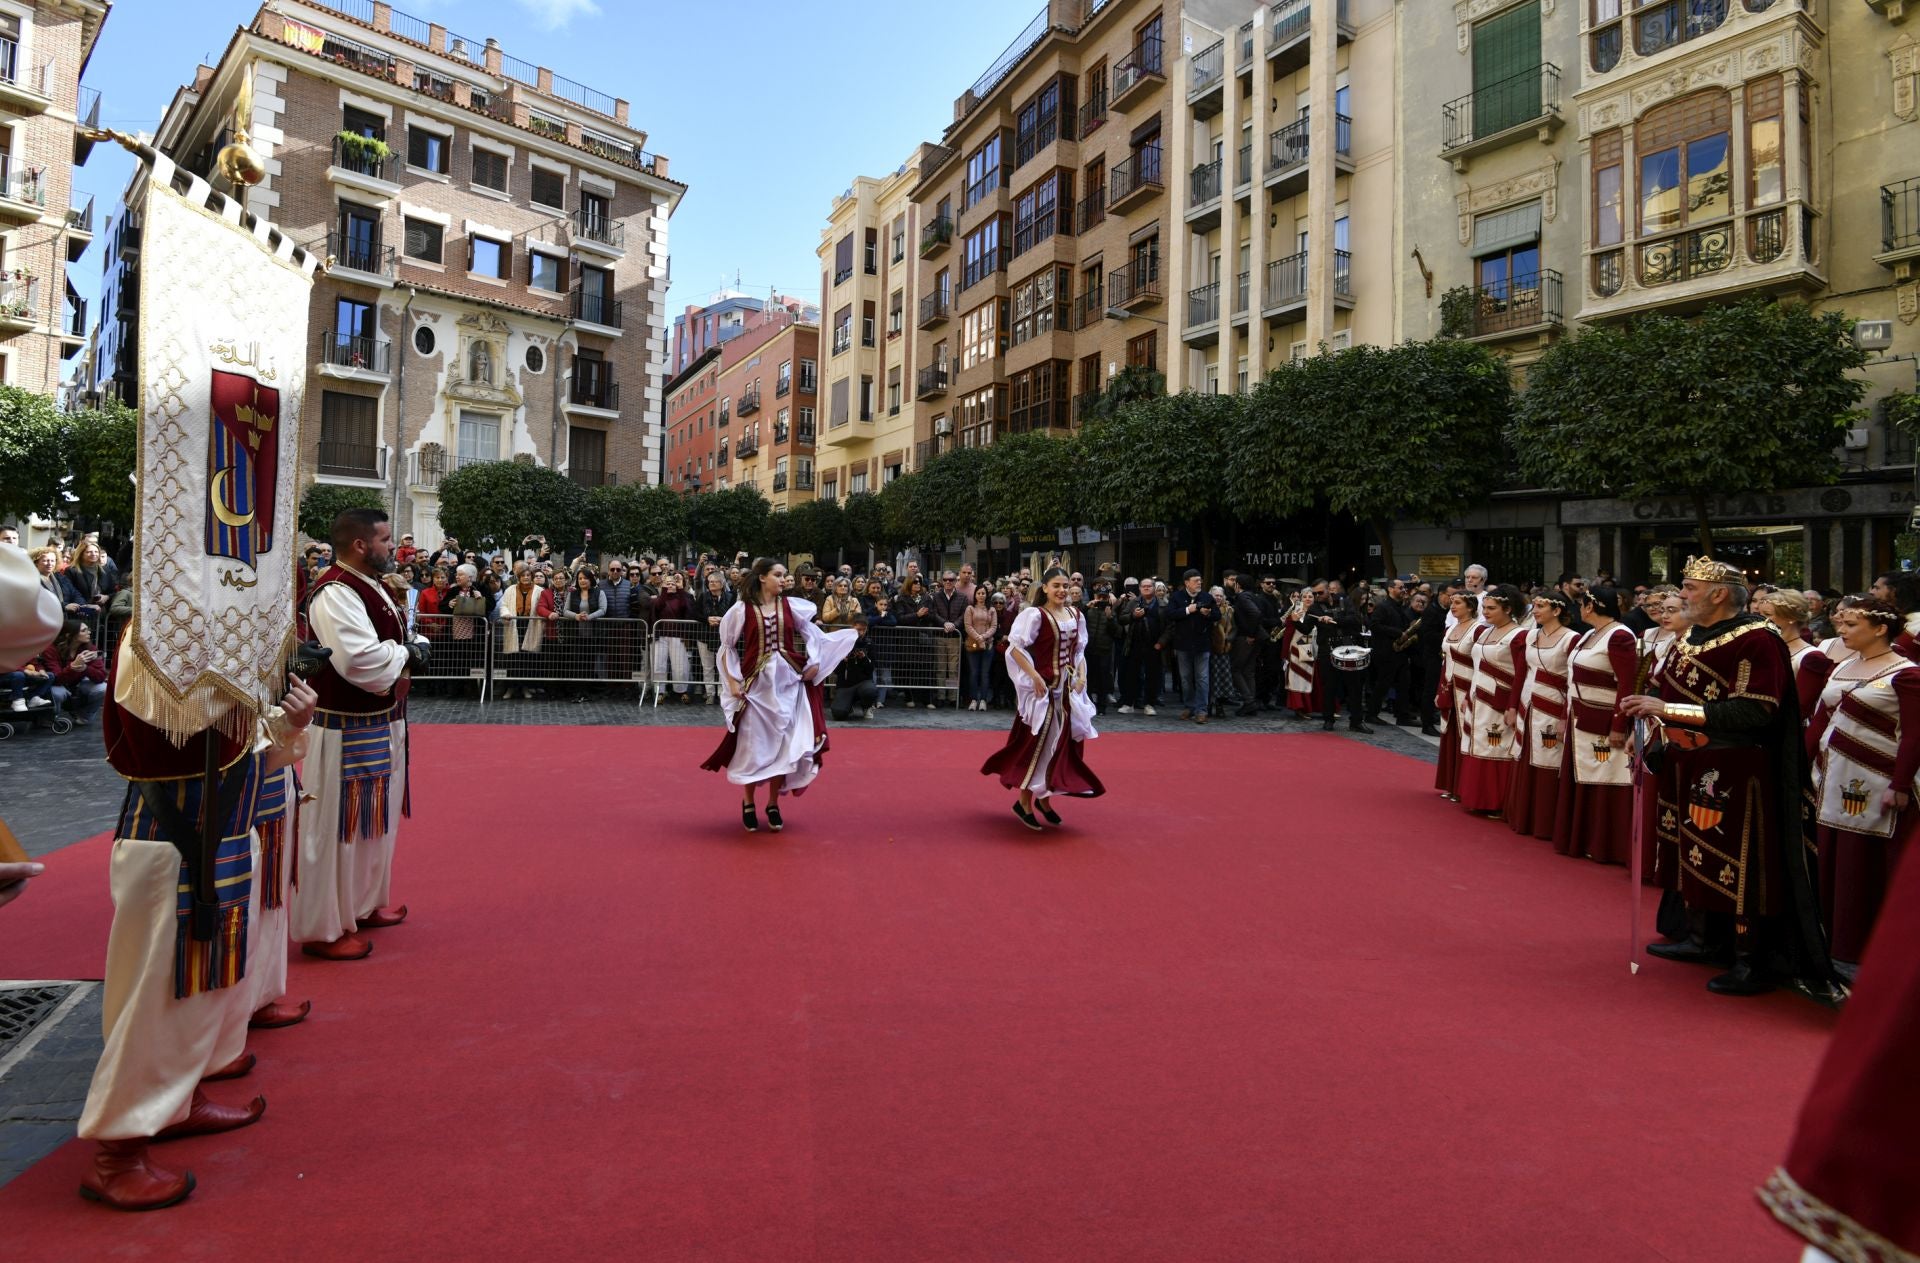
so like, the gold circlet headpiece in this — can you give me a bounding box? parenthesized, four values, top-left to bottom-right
(1681, 555, 1744, 585)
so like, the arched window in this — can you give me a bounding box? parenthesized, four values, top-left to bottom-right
(469, 341, 493, 385)
(1635, 0, 1727, 59)
(1634, 90, 1734, 285)
(1590, 0, 1623, 74)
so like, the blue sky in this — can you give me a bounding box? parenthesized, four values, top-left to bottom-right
(72, 0, 1048, 353)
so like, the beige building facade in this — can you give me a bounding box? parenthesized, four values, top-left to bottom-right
(721, 317, 819, 509)
(816, 151, 929, 497)
(0, 0, 106, 397)
(148, 0, 681, 547)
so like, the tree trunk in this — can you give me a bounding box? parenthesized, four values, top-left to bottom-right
(1373, 517, 1397, 580)
(1692, 493, 1715, 559)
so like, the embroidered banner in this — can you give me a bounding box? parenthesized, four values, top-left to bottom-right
(122, 172, 320, 744)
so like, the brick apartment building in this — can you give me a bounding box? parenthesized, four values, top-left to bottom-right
(117, 0, 682, 545)
(664, 310, 818, 509)
(0, 0, 106, 397)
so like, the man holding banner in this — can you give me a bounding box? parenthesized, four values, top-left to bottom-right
(291, 508, 423, 961)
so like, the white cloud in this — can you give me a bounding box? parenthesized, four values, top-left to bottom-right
(516, 0, 602, 29)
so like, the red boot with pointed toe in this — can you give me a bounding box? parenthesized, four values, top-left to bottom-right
(357, 905, 408, 929)
(151, 1088, 266, 1142)
(201, 1052, 255, 1082)
(301, 933, 372, 961)
(78, 1140, 195, 1211)
(249, 998, 312, 1029)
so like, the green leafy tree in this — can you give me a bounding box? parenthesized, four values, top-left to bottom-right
(786, 496, 847, 564)
(64, 399, 139, 528)
(589, 482, 688, 558)
(434, 459, 589, 553)
(1081, 391, 1233, 569)
(687, 483, 769, 561)
(1512, 299, 1867, 554)
(878, 471, 919, 552)
(909, 445, 989, 551)
(1082, 363, 1166, 424)
(0, 386, 67, 522)
(297, 482, 386, 543)
(979, 432, 1080, 542)
(1238, 339, 1512, 575)
(840, 491, 886, 563)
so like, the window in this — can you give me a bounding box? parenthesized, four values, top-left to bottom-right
(319, 391, 379, 475)
(887, 367, 902, 415)
(413, 325, 436, 355)
(862, 300, 876, 348)
(720, 396, 731, 423)
(342, 105, 384, 141)
(1593, 129, 1624, 246)
(859, 376, 873, 422)
(403, 216, 443, 263)
(777, 359, 792, 394)
(529, 251, 564, 293)
(891, 214, 906, 263)
(1135, 14, 1164, 74)
(1471, 202, 1541, 302)
(1014, 170, 1071, 257)
(963, 216, 1007, 291)
(579, 190, 610, 234)
(883, 462, 901, 485)
(408, 126, 449, 174)
(800, 358, 818, 392)
(1010, 361, 1069, 431)
(472, 148, 508, 192)
(1126, 331, 1157, 372)
(833, 306, 853, 356)
(830, 378, 850, 425)
(526, 345, 545, 373)
(834, 234, 854, 284)
(455, 410, 500, 468)
(798, 406, 815, 437)
(532, 166, 566, 208)
(334, 296, 376, 352)
(1017, 77, 1072, 168)
(1590, 0, 1624, 73)
(965, 134, 1003, 209)
(1471, 2, 1542, 137)
(1636, 93, 1731, 236)
(1747, 76, 1783, 207)
(961, 299, 1007, 371)
(469, 235, 509, 279)
(1083, 61, 1108, 133)
(569, 427, 607, 486)
(1011, 266, 1070, 346)
(888, 289, 904, 336)
(1635, 0, 1727, 57)
(577, 264, 613, 323)
(851, 470, 869, 496)
(864, 228, 879, 275)
(337, 204, 381, 272)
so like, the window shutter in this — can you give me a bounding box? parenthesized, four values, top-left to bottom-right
(1471, 200, 1543, 256)
(1471, 1, 1542, 135)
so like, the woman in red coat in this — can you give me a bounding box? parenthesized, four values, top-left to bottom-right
(44, 619, 109, 724)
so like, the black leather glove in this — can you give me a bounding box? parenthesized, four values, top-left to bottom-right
(405, 640, 431, 672)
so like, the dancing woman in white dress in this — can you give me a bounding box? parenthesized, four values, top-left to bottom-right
(980, 568, 1106, 830)
(700, 559, 858, 833)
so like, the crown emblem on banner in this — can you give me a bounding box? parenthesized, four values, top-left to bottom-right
(1681, 555, 1744, 584)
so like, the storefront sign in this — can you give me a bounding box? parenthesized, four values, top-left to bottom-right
(1561, 483, 1914, 527)
(1418, 554, 1463, 578)
(1240, 542, 1321, 569)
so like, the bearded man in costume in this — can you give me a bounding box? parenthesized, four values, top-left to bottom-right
(1620, 556, 1834, 1000)
(290, 508, 425, 961)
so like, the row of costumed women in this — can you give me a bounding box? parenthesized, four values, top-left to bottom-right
(1434, 583, 1916, 971)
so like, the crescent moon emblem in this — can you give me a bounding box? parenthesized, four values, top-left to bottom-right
(210, 467, 255, 530)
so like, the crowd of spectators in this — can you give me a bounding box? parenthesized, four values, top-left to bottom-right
(0, 526, 123, 728)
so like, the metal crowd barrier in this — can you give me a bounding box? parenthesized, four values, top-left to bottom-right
(864, 625, 963, 707)
(410, 612, 492, 700)
(647, 618, 723, 707)
(488, 613, 649, 700)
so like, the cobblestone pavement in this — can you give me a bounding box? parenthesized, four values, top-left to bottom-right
(0, 690, 1437, 1189)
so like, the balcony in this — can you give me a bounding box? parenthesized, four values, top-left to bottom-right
(1584, 201, 1823, 319)
(1070, 282, 1105, 332)
(775, 375, 793, 398)
(319, 329, 393, 379)
(1184, 282, 1221, 346)
(328, 133, 400, 197)
(60, 294, 85, 352)
(1440, 270, 1563, 342)
(1878, 177, 1920, 277)
(1263, 249, 1353, 320)
(1186, 160, 1224, 233)
(738, 385, 761, 416)
(1109, 147, 1163, 216)
(114, 273, 138, 318)
(920, 216, 954, 259)
(571, 365, 620, 412)
(0, 274, 37, 331)
(1188, 39, 1226, 115)
(918, 291, 951, 330)
(1440, 64, 1563, 171)
(1076, 187, 1107, 235)
(317, 440, 385, 481)
(1077, 91, 1108, 140)
(772, 470, 814, 493)
(118, 211, 142, 261)
(796, 425, 815, 446)
(1266, 115, 1352, 201)
(74, 85, 102, 164)
(916, 363, 951, 400)
(322, 230, 396, 286)
(1108, 255, 1163, 311)
(572, 208, 625, 258)
(1234, 270, 1251, 321)
(1111, 36, 1165, 113)
(961, 244, 1011, 293)
(66, 195, 94, 262)
(0, 36, 53, 112)
(570, 288, 623, 333)
(832, 327, 853, 356)
(738, 431, 761, 458)
(1236, 143, 1253, 193)
(0, 157, 46, 222)
(1269, 0, 1354, 76)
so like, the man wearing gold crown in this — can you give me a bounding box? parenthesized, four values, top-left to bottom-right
(1620, 556, 1834, 999)
(290, 507, 425, 961)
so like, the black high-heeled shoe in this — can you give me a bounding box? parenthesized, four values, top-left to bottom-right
(742, 804, 759, 833)
(764, 804, 784, 833)
(1035, 801, 1062, 826)
(1012, 802, 1043, 832)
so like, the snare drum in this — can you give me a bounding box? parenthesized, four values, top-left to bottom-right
(1331, 644, 1372, 672)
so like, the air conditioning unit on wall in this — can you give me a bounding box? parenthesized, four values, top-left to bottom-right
(1864, 0, 1907, 19)
(934, 418, 954, 435)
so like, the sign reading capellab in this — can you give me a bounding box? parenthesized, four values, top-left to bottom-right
(1560, 482, 1913, 528)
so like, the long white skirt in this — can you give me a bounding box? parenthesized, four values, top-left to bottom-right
(289, 718, 406, 943)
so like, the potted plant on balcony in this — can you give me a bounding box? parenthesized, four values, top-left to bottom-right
(1438, 285, 1478, 339)
(336, 131, 393, 164)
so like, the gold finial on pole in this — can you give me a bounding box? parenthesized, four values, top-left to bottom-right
(215, 66, 266, 188)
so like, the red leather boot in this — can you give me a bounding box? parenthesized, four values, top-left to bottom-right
(301, 933, 372, 960)
(357, 904, 408, 928)
(201, 1052, 255, 1081)
(250, 998, 312, 1028)
(78, 1140, 195, 1211)
(151, 1087, 266, 1142)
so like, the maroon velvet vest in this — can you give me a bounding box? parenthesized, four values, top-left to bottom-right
(740, 598, 808, 678)
(1030, 610, 1077, 687)
(305, 565, 407, 714)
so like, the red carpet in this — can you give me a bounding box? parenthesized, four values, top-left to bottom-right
(0, 726, 1831, 1261)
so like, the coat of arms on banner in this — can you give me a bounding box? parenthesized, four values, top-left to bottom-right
(119, 171, 320, 743)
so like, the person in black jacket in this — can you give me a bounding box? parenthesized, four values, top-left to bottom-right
(1224, 572, 1267, 718)
(1414, 581, 1454, 735)
(1306, 581, 1372, 733)
(1165, 570, 1219, 723)
(1115, 581, 1163, 713)
(1366, 575, 1417, 726)
(830, 617, 880, 720)
(1254, 576, 1286, 708)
